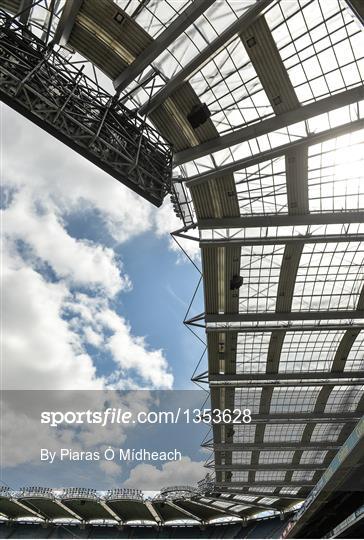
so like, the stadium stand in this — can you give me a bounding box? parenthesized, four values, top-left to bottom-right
(0, 0, 363, 537)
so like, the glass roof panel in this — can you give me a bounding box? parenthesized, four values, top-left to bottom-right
(324, 385, 364, 412)
(291, 470, 316, 481)
(292, 242, 364, 311)
(235, 388, 262, 414)
(189, 37, 274, 134)
(279, 330, 345, 373)
(259, 451, 295, 464)
(280, 487, 301, 495)
(344, 331, 364, 371)
(308, 129, 364, 213)
(234, 157, 287, 216)
(232, 452, 252, 465)
(264, 424, 306, 443)
(266, 0, 364, 103)
(239, 245, 285, 313)
(310, 423, 344, 442)
(258, 497, 280, 504)
(300, 450, 328, 464)
(236, 332, 271, 374)
(249, 487, 277, 494)
(270, 386, 321, 413)
(255, 471, 286, 482)
(233, 425, 256, 443)
(231, 471, 249, 482)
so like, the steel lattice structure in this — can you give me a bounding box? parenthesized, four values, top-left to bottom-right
(0, 8, 172, 206)
(1, 0, 364, 529)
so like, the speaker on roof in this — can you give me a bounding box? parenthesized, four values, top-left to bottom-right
(187, 103, 211, 129)
(230, 275, 244, 290)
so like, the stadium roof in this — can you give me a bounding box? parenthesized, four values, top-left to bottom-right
(0, 485, 289, 525)
(0, 0, 363, 523)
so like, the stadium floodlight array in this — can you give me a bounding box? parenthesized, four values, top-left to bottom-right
(0, 9, 173, 207)
(106, 489, 143, 501)
(20, 487, 53, 498)
(159, 486, 199, 500)
(197, 473, 216, 495)
(0, 486, 10, 496)
(170, 179, 195, 228)
(62, 488, 98, 500)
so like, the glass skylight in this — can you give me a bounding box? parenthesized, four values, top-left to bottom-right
(292, 242, 364, 311)
(270, 386, 322, 413)
(189, 37, 273, 134)
(236, 332, 271, 373)
(266, 0, 364, 103)
(308, 129, 364, 212)
(234, 157, 287, 216)
(279, 330, 345, 373)
(239, 245, 285, 313)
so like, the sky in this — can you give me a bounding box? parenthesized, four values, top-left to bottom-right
(1, 103, 205, 391)
(1, 103, 210, 489)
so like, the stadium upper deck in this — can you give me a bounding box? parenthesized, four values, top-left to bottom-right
(0, 0, 363, 533)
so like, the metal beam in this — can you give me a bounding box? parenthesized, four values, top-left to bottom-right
(214, 464, 327, 472)
(345, 0, 364, 26)
(99, 501, 122, 523)
(18, 0, 33, 25)
(175, 86, 364, 164)
(205, 310, 364, 323)
(54, 0, 83, 45)
(215, 481, 315, 488)
(210, 371, 364, 382)
(213, 490, 304, 501)
(113, 0, 216, 92)
(54, 500, 83, 521)
(204, 495, 282, 512)
(185, 119, 364, 185)
(209, 443, 341, 451)
(182, 498, 246, 520)
(208, 413, 362, 424)
(210, 380, 363, 387)
(198, 211, 364, 230)
(145, 500, 162, 525)
(138, 0, 273, 116)
(200, 232, 364, 248)
(206, 323, 364, 333)
(10, 499, 44, 520)
(166, 501, 202, 523)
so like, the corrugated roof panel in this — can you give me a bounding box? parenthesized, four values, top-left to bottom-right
(64, 0, 152, 80)
(240, 15, 299, 114)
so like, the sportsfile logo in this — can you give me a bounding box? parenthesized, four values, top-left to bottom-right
(41, 408, 252, 427)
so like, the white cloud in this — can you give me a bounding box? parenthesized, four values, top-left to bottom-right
(3, 189, 129, 297)
(124, 457, 206, 490)
(2, 105, 153, 245)
(154, 200, 200, 263)
(2, 108, 175, 390)
(2, 244, 104, 390)
(99, 459, 123, 479)
(2, 104, 200, 255)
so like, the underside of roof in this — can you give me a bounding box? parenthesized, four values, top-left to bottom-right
(0, 0, 363, 524)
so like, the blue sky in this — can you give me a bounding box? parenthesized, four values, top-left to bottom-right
(2, 103, 206, 391)
(65, 207, 205, 388)
(1, 103, 211, 488)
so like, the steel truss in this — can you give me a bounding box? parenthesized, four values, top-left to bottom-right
(0, 9, 172, 206)
(206, 443, 341, 451)
(174, 86, 364, 165)
(205, 323, 364, 333)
